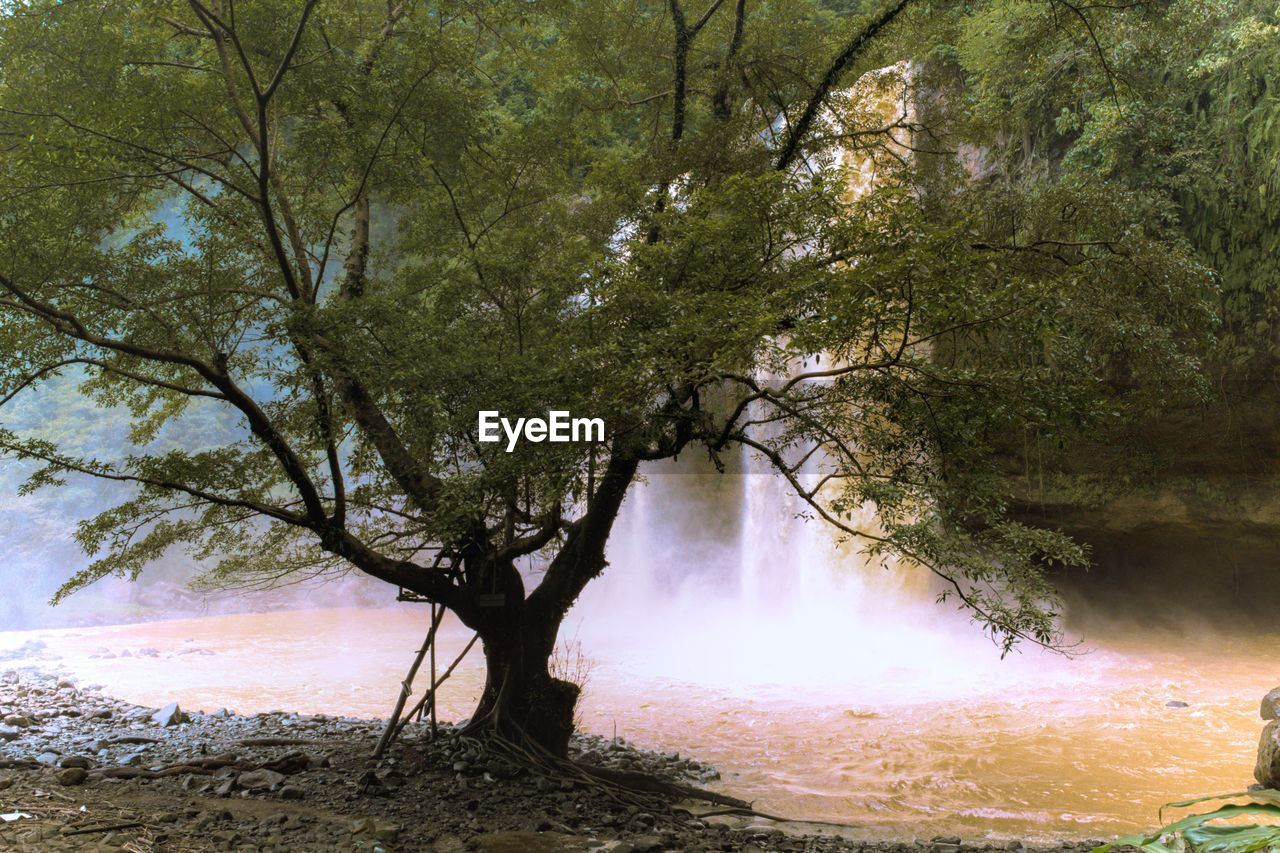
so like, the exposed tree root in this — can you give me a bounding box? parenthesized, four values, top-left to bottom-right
(105, 735, 161, 745)
(61, 821, 146, 836)
(237, 737, 327, 747)
(94, 764, 218, 780)
(449, 730, 861, 829)
(575, 763, 751, 809)
(88, 751, 315, 780)
(465, 731, 785, 819)
(675, 805, 861, 830)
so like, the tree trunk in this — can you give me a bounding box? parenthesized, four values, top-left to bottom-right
(464, 605, 579, 757)
(454, 453, 643, 756)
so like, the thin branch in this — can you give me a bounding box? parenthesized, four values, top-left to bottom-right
(774, 0, 913, 172)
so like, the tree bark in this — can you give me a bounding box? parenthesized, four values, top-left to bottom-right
(466, 613, 580, 757)
(458, 453, 641, 756)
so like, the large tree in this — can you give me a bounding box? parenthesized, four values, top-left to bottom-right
(0, 0, 1210, 753)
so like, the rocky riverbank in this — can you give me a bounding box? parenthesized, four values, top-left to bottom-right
(0, 667, 1106, 852)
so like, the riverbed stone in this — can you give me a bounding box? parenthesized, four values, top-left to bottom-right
(55, 767, 88, 786)
(152, 702, 188, 727)
(236, 768, 285, 791)
(1255, 720, 1280, 787)
(1262, 687, 1280, 721)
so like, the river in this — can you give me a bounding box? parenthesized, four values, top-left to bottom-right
(0, 606, 1270, 843)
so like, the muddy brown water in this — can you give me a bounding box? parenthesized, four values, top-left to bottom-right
(0, 607, 1272, 843)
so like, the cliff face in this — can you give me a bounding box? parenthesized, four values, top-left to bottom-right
(1010, 389, 1280, 631)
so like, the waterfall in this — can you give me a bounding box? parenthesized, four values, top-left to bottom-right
(567, 443, 1081, 703)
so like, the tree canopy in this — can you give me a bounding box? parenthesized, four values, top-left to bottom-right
(0, 0, 1216, 748)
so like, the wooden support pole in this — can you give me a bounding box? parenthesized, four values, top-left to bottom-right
(391, 631, 479, 743)
(429, 603, 438, 736)
(373, 605, 445, 758)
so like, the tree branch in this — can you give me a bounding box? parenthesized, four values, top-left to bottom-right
(774, 0, 913, 172)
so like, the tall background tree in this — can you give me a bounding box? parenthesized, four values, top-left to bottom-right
(0, 0, 1211, 753)
(922, 0, 1280, 569)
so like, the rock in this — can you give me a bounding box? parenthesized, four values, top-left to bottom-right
(1256, 720, 1280, 787)
(55, 677, 75, 689)
(2, 714, 31, 728)
(236, 768, 286, 791)
(138, 648, 160, 657)
(55, 767, 88, 786)
(1166, 700, 1190, 709)
(0, 725, 20, 742)
(58, 756, 92, 769)
(278, 785, 305, 800)
(35, 751, 59, 765)
(1262, 687, 1280, 721)
(151, 702, 188, 727)
(616, 836, 664, 853)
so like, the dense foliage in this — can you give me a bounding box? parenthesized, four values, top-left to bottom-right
(935, 0, 1279, 371)
(0, 0, 1219, 743)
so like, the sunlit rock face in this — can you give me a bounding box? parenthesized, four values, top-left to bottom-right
(1257, 719, 1280, 788)
(1263, 687, 1280, 721)
(1258, 688, 1280, 788)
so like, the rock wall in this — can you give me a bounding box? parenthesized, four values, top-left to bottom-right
(1010, 389, 1280, 632)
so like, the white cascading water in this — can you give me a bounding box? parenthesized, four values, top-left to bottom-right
(566, 379, 1088, 705)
